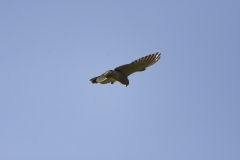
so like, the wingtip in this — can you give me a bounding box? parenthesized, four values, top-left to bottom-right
(155, 52, 161, 60)
(155, 52, 161, 56)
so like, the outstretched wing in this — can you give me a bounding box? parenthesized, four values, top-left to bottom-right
(114, 52, 161, 77)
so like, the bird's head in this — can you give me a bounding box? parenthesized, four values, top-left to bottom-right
(120, 79, 129, 87)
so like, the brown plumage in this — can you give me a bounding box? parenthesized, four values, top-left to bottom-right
(90, 52, 161, 86)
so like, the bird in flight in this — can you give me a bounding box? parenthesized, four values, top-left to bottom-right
(90, 52, 161, 87)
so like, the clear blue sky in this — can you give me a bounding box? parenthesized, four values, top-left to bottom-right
(0, 1, 240, 160)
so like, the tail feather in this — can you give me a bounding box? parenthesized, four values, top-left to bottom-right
(90, 76, 99, 84)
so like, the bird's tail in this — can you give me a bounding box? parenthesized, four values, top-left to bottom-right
(90, 76, 99, 84)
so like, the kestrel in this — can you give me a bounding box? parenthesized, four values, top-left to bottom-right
(90, 52, 161, 87)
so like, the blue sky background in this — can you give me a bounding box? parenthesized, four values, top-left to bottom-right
(0, 1, 240, 160)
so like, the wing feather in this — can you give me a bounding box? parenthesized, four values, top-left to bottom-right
(114, 52, 161, 76)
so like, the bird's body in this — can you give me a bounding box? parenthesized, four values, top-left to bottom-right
(90, 52, 161, 87)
